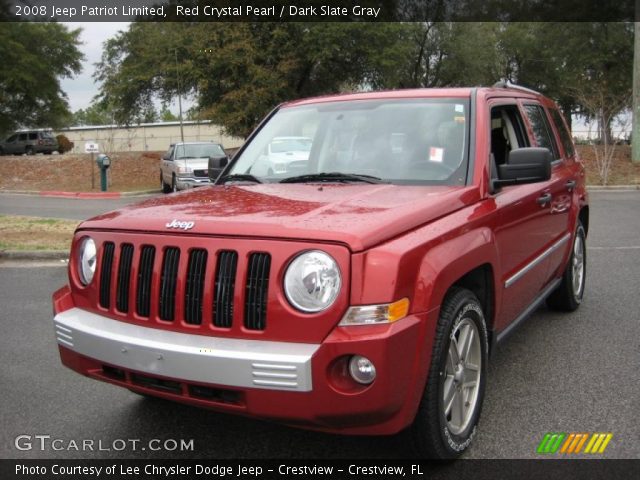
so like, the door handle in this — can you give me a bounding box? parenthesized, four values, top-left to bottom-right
(537, 193, 552, 206)
(565, 179, 576, 190)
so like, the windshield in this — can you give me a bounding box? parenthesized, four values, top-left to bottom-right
(228, 98, 470, 185)
(270, 137, 312, 153)
(176, 143, 225, 159)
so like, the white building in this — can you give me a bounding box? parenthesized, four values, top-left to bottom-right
(56, 120, 244, 153)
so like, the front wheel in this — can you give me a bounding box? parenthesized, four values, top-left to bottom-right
(172, 175, 178, 193)
(546, 222, 586, 311)
(161, 172, 171, 193)
(409, 287, 488, 459)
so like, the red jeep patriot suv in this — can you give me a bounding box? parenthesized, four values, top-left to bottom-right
(52, 84, 588, 458)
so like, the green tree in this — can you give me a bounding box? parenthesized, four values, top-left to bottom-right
(72, 103, 114, 126)
(95, 23, 411, 137)
(159, 106, 178, 122)
(0, 22, 83, 134)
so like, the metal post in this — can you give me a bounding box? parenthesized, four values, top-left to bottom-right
(175, 48, 185, 143)
(633, 20, 640, 162)
(91, 152, 95, 189)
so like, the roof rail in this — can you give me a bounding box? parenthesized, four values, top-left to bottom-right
(492, 80, 540, 95)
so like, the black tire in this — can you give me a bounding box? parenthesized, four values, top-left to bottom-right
(546, 222, 586, 311)
(0, 147, 4, 156)
(161, 172, 171, 193)
(172, 175, 178, 193)
(25, 146, 34, 155)
(409, 287, 488, 459)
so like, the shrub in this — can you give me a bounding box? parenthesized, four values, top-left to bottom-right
(56, 134, 74, 153)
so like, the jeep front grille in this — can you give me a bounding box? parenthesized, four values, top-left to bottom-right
(116, 243, 134, 312)
(99, 242, 115, 309)
(159, 247, 180, 321)
(184, 249, 207, 325)
(213, 250, 237, 328)
(135, 246, 155, 317)
(245, 252, 271, 330)
(97, 242, 270, 331)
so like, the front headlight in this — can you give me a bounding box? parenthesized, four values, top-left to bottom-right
(284, 250, 341, 312)
(177, 166, 193, 174)
(77, 237, 97, 286)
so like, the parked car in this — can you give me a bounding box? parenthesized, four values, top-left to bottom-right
(248, 136, 312, 176)
(0, 129, 58, 155)
(53, 84, 588, 459)
(160, 142, 228, 193)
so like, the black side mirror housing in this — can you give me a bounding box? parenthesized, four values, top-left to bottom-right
(493, 147, 552, 188)
(208, 156, 229, 182)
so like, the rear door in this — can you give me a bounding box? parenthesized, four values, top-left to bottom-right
(521, 102, 573, 286)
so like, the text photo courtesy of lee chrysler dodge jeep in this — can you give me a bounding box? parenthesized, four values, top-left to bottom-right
(53, 84, 588, 459)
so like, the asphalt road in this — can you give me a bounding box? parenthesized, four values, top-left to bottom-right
(0, 191, 638, 460)
(0, 193, 158, 221)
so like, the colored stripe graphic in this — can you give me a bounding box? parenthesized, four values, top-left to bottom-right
(538, 433, 613, 454)
(537, 433, 566, 454)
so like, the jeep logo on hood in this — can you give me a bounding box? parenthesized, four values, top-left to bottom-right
(166, 219, 195, 230)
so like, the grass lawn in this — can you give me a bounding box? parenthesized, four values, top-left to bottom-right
(0, 215, 78, 251)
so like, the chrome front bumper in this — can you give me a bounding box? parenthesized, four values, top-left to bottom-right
(53, 308, 318, 392)
(176, 177, 211, 189)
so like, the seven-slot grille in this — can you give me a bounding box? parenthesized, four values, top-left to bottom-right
(98, 242, 270, 330)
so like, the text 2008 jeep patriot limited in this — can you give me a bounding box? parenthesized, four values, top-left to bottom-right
(52, 85, 588, 458)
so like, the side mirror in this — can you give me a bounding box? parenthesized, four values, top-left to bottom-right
(208, 156, 229, 182)
(493, 147, 552, 188)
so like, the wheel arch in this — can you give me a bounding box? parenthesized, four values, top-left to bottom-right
(579, 205, 589, 237)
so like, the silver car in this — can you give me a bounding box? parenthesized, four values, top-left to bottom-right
(160, 142, 227, 193)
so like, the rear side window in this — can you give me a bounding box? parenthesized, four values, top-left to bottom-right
(28, 133, 37, 140)
(523, 105, 560, 160)
(549, 108, 575, 157)
(18, 134, 27, 141)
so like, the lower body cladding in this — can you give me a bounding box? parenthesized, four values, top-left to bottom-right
(53, 294, 434, 435)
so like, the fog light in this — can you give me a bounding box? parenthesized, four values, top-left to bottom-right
(348, 355, 376, 385)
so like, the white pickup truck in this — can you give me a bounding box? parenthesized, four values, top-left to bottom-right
(160, 142, 228, 193)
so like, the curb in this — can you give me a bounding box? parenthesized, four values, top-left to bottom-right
(586, 185, 640, 191)
(0, 189, 159, 198)
(0, 250, 69, 261)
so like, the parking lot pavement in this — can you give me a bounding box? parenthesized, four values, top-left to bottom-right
(0, 192, 158, 220)
(0, 191, 638, 459)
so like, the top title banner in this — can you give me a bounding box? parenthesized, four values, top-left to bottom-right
(2, 0, 637, 22)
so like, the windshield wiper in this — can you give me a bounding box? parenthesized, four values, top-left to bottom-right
(280, 172, 385, 184)
(218, 173, 262, 184)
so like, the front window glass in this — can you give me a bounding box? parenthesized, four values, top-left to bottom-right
(41, 131, 55, 139)
(229, 98, 470, 185)
(175, 143, 225, 159)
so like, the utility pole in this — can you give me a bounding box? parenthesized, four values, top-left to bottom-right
(633, 21, 640, 162)
(175, 48, 185, 143)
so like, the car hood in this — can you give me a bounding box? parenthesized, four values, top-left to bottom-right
(176, 157, 209, 170)
(80, 184, 479, 252)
